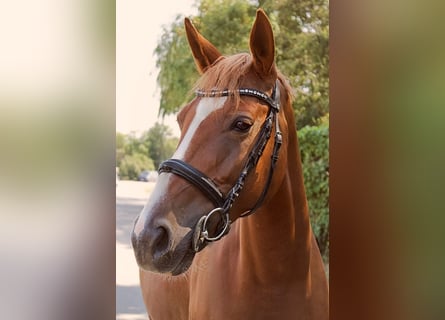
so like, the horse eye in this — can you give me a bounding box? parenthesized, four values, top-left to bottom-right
(232, 118, 253, 132)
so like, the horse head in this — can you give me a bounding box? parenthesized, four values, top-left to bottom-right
(132, 9, 291, 275)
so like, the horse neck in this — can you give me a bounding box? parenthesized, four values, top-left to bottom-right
(238, 112, 313, 280)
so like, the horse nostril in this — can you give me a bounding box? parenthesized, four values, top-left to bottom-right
(152, 225, 171, 259)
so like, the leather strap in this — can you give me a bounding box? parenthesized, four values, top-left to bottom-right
(158, 159, 224, 207)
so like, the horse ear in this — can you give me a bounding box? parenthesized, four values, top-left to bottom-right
(184, 18, 222, 74)
(249, 9, 275, 76)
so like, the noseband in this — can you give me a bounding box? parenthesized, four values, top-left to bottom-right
(158, 81, 282, 252)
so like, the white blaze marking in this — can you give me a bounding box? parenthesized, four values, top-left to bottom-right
(133, 97, 226, 237)
(133, 173, 170, 237)
(173, 97, 226, 160)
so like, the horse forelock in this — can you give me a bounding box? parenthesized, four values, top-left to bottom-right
(193, 53, 251, 94)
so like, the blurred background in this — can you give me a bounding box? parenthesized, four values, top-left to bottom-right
(116, 1, 195, 319)
(1, 0, 444, 319)
(0, 0, 115, 319)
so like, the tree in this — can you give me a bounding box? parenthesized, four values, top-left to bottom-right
(119, 153, 155, 180)
(116, 124, 178, 180)
(116, 131, 154, 180)
(262, 0, 329, 128)
(142, 122, 178, 169)
(297, 117, 329, 262)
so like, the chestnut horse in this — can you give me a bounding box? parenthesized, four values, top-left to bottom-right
(132, 9, 328, 320)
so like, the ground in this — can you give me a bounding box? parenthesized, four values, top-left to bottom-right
(116, 180, 155, 320)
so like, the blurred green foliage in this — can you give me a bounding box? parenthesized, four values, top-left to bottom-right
(262, 0, 329, 128)
(119, 153, 154, 181)
(116, 123, 178, 180)
(142, 123, 179, 169)
(298, 119, 329, 262)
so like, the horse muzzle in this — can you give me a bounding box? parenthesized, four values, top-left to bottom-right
(131, 219, 171, 271)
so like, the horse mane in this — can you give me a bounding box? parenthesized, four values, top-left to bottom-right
(193, 53, 294, 107)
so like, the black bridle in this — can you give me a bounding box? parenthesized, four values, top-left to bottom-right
(158, 81, 282, 252)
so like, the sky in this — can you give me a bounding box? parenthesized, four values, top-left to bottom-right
(116, 0, 198, 137)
